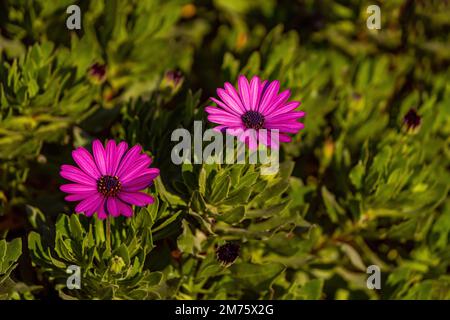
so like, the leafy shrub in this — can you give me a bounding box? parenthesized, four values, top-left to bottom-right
(0, 0, 449, 300)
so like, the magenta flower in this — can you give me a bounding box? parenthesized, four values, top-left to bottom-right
(205, 75, 305, 149)
(60, 140, 160, 219)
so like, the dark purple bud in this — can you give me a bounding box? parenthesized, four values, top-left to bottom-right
(403, 108, 421, 131)
(165, 69, 184, 87)
(88, 63, 106, 82)
(216, 243, 240, 265)
(352, 92, 362, 100)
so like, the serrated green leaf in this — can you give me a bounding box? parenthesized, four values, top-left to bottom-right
(178, 220, 195, 254)
(230, 262, 285, 291)
(219, 206, 245, 224)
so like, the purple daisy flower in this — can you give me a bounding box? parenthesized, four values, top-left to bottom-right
(60, 140, 160, 219)
(205, 75, 305, 149)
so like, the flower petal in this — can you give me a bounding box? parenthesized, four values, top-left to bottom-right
(210, 97, 235, 115)
(258, 129, 277, 149)
(257, 130, 290, 149)
(238, 75, 251, 111)
(205, 106, 242, 125)
(212, 125, 228, 133)
(65, 192, 94, 202)
(279, 133, 292, 143)
(105, 140, 116, 175)
(207, 114, 243, 126)
(120, 155, 153, 183)
(260, 89, 291, 115)
(86, 197, 103, 217)
(224, 82, 246, 112)
(249, 76, 261, 110)
(92, 140, 107, 175)
(75, 194, 102, 215)
(265, 121, 304, 133)
(117, 200, 134, 217)
(107, 198, 120, 217)
(266, 101, 301, 118)
(60, 165, 96, 186)
(111, 142, 128, 176)
(118, 191, 155, 207)
(72, 147, 101, 179)
(238, 129, 258, 151)
(115, 144, 142, 178)
(266, 110, 305, 122)
(258, 80, 280, 114)
(97, 198, 107, 219)
(217, 88, 245, 115)
(60, 184, 97, 194)
(122, 168, 160, 191)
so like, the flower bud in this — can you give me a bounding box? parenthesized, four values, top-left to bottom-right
(403, 108, 421, 132)
(162, 69, 184, 93)
(216, 243, 240, 265)
(88, 63, 106, 84)
(110, 255, 126, 274)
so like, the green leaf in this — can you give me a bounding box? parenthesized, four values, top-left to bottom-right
(278, 161, 295, 180)
(230, 262, 285, 292)
(321, 186, 345, 222)
(116, 244, 130, 266)
(349, 160, 365, 189)
(155, 177, 186, 206)
(220, 187, 252, 206)
(55, 236, 75, 262)
(146, 272, 163, 287)
(252, 180, 289, 205)
(340, 243, 366, 272)
(197, 262, 225, 279)
(210, 175, 231, 203)
(198, 167, 207, 196)
(152, 210, 183, 233)
(189, 211, 215, 235)
(177, 220, 195, 254)
(245, 201, 291, 219)
(297, 279, 324, 300)
(69, 214, 84, 241)
(248, 210, 299, 232)
(219, 206, 245, 224)
(0, 238, 22, 274)
(190, 190, 207, 213)
(236, 171, 259, 189)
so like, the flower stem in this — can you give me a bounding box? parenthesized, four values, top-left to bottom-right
(106, 216, 112, 254)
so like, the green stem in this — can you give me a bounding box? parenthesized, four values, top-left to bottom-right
(106, 216, 112, 254)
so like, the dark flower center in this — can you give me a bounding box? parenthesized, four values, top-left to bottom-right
(403, 108, 421, 130)
(216, 243, 240, 265)
(241, 111, 265, 130)
(97, 175, 121, 197)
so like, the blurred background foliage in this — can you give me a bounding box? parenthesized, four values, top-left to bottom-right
(0, 0, 449, 300)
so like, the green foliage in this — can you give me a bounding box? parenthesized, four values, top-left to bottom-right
(0, 42, 98, 158)
(0, 238, 22, 288)
(0, 237, 39, 299)
(28, 203, 173, 299)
